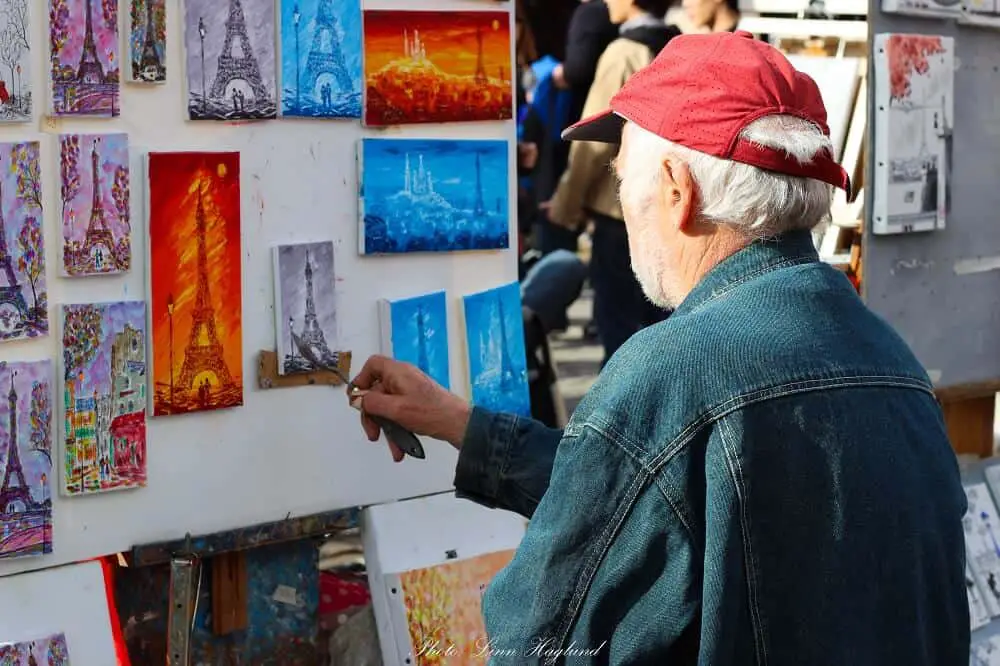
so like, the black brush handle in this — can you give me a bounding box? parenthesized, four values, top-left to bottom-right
(370, 414, 426, 459)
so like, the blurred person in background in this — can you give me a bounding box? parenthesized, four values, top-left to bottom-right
(680, 0, 740, 32)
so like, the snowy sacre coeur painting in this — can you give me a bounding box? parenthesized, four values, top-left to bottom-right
(358, 138, 509, 255)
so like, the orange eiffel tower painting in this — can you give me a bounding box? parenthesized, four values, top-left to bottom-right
(148, 152, 243, 416)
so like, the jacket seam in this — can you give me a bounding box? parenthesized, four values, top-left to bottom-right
(683, 256, 815, 315)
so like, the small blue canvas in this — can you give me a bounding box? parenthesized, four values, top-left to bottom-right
(462, 282, 530, 417)
(358, 138, 510, 255)
(385, 291, 450, 389)
(279, 0, 363, 118)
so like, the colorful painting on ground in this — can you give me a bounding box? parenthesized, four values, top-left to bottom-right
(0, 0, 32, 121)
(128, 0, 165, 83)
(61, 301, 146, 495)
(273, 240, 338, 375)
(148, 152, 243, 416)
(362, 10, 513, 126)
(398, 550, 516, 665)
(0, 360, 53, 560)
(49, 0, 121, 116)
(379, 291, 450, 389)
(184, 0, 277, 120)
(60, 133, 130, 276)
(279, 0, 362, 118)
(462, 282, 530, 417)
(0, 141, 46, 342)
(358, 138, 509, 254)
(0, 632, 70, 664)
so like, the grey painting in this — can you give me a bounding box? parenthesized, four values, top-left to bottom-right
(184, 0, 277, 121)
(274, 240, 337, 375)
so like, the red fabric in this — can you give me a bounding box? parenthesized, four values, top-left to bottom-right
(565, 31, 850, 194)
(319, 571, 371, 615)
(99, 556, 131, 666)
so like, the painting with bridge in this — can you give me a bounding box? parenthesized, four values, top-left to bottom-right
(49, 0, 121, 116)
(148, 152, 243, 416)
(61, 301, 147, 495)
(184, 0, 277, 121)
(0, 360, 53, 560)
(280, 0, 362, 118)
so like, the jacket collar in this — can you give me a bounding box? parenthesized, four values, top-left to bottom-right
(674, 229, 820, 316)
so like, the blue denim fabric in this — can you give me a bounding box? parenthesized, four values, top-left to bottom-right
(454, 229, 969, 665)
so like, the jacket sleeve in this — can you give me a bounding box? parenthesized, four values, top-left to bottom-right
(547, 48, 629, 228)
(561, 3, 616, 89)
(453, 407, 562, 519)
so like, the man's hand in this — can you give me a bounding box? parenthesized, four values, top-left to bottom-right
(349, 355, 472, 462)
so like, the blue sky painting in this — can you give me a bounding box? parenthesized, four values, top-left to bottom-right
(359, 138, 509, 255)
(388, 291, 450, 390)
(462, 282, 530, 417)
(279, 0, 362, 118)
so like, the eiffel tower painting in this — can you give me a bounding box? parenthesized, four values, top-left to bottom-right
(280, 0, 363, 118)
(185, 0, 277, 120)
(462, 283, 530, 417)
(382, 291, 451, 390)
(148, 152, 244, 416)
(274, 241, 339, 375)
(0, 360, 54, 560)
(48, 0, 121, 116)
(128, 0, 167, 82)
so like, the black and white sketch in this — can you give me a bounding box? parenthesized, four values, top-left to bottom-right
(0, 0, 30, 121)
(972, 636, 1000, 666)
(969, 564, 994, 630)
(872, 33, 954, 235)
(273, 240, 338, 375)
(965, 483, 1000, 618)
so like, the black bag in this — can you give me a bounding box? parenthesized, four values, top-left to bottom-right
(523, 310, 560, 428)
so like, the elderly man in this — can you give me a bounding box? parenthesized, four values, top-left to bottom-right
(351, 31, 969, 664)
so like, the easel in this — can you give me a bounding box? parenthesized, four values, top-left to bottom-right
(937, 383, 999, 459)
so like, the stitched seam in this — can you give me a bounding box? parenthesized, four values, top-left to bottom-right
(719, 417, 768, 666)
(583, 420, 648, 465)
(650, 473, 699, 554)
(496, 415, 519, 495)
(685, 256, 814, 314)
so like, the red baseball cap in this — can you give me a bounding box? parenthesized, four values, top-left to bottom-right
(562, 30, 850, 193)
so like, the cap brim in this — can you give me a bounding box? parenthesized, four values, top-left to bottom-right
(561, 109, 626, 143)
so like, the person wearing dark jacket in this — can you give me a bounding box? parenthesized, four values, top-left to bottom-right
(545, 0, 679, 366)
(554, 0, 619, 126)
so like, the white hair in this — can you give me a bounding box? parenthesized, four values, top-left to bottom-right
(623, 116, 835, 238)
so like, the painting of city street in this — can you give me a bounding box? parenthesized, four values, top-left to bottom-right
(148, 152, 243, 416)
(61, 133, 131, 276)
(358, 138, 509, 255)
(184, 0, 277, 120)
(128, 0, 165, 83)
(279, 0, 362, 118)
(462, 282, 529, 417)
(0, 632, 70, 664)
(0, 360, 53, 560)
(379, 291, 450, 389)
(362, 10, 512, 126)
(0, 141, 46, 342)
(49, 0, 121, 116)
(0, 0, 32, 121)
(61, 301, 146, 496)
(273, 240, 339, 375)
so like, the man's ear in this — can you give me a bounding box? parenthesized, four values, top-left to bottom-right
(659, 156, 696, 231)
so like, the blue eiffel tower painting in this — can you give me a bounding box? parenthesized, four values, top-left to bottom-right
(462, 282, 530, 417)
(381, 290, 450, 389)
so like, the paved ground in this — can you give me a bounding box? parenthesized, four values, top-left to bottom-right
(549, 289, 602, 417)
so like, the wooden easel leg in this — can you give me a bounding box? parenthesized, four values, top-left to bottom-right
(211, 551, 248, 635)
(941, 394, 996, 458)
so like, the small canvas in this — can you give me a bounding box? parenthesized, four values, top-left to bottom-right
(273, 240, 338, 375)
(378, 291, 450, 389)
(358, 138, 509, 255)
(279, 0, 362, 118)
(961, 0, 1000, 26)
(148, 152, 243, 416)
(61, 301, 147, 496)
(49, 0, 121, 116)
(0, 360, 53, 560)
(184, 0, 277, 121)
(362, 10, 513, 126)
(398, 550, 515, 664)
(462, 282, 530, 417)
(0, 0, 31, 121)
(128, 0, 166, 83)
(964, 483, 1000, 617)
(60, 133, 131, 276)
(872, 34, 954, 235)
(0, 632, 70, 664)
(0, 141, 46, 342)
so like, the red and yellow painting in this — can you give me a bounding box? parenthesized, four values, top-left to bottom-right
(363, 10, 513, 126)
(148, 152, 243, 416)
(398, 549, 515, 665)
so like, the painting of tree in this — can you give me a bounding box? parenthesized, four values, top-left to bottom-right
(10, 142, 40, 209)
(102, 0, 117, 31)
(61, 305, 103, 380)
(112, 164, 130, 232)
(16, 215, 43, 311)
(60, 134, 80, 220)
(48, 0, 70, 72)
(29, 380, 52, 463)
(887, 34, 945, 103)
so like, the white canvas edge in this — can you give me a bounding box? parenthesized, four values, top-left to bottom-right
(958, 7, 1000, 26)
(272, 245, 286, 374)
(357, 139, 367, 255)
(936, 37, 955, 231)
(377, 298, 393, 357)
(362, 508, 411, 666)
(964, 482, 1000, 617)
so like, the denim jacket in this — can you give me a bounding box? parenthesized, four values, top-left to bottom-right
(454, 230, 969, 665)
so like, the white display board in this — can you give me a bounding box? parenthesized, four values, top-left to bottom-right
(0, 559, 117, 664)
(0, 0, 515, 579)
(361, 492, 526, 666)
